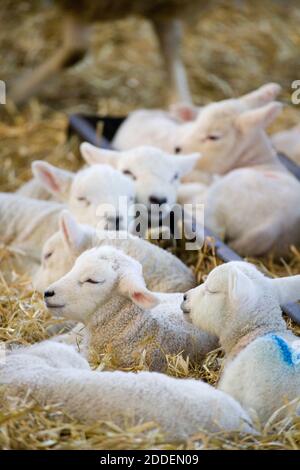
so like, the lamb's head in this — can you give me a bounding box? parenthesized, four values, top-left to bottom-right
(44, 246, 159, 323)
(33, 211, 95, 293)
(80, 143, 200, 220)
(173, 83, 282, 174)
(32, 161, 135, 230)
(181, 261, 286, 345)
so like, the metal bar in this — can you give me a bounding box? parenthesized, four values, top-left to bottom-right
(278, 153, 300, 181)
(68, 114, 102, 147)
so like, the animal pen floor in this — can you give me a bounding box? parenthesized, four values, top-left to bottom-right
(1, 0, 300, 450)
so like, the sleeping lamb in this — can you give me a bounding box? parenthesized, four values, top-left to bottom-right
(182, 261, 300, 423)
(34, 210, 196, 293)
(43, 246, 217, 370)
(30, 160, 135, 230)
(0, 162, 135, 267)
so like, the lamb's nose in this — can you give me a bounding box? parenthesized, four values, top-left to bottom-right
(44, 290, 55, 298)
(149, 196, 167, 206)
(175, 147, 181, 154)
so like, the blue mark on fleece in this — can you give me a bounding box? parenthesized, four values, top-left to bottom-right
(267, 334, 300, 366)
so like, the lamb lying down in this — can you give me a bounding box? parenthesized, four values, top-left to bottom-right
(18, 160, 136, 231)
(176, 100, 300, 257)
(0, 341, 254, 441)
(43, 246, 217, 371)
(80, 143, 202, 238)
(112, 83, 280, 155)
(182, 261, 300, 423)
(34, 210, 196, 293)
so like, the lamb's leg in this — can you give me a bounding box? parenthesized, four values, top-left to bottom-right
(11, 16, 91, 105)
(152, 19, 192, 105)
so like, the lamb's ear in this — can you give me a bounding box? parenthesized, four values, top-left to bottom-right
(169, 102, 200, 122)
(32, 161, 73, 201)
(269, 275, 300, 305)
(80, 142, 120, 168)
(240, 83, 282, 109)
(118, 263, 160, 310)
(59, 210, 87, 254)
(176, 153, 202, 177)
(228, 267, 256, 308)
(236, 102, 283, 132)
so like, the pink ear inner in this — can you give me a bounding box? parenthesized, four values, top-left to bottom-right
(132, 292, 146, 303)
(43, 169, 60, 192)
(179, 107, 196, 122)
(61, 219, 71, 246)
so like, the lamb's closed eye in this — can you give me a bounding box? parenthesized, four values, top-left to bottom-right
(206, 134, 222, 141)
(81, 279, 105, 285)
(205, 284, 219, 294)
(44, 251, 53, 260)
(122, 169, 137, 180)
(77, 197, 91, 206)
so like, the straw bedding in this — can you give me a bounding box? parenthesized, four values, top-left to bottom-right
(0, 0, 300, 450)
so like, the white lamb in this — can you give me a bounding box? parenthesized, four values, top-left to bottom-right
(0, 162, 135, 267)
(112, 83, 281, 155)
(31, 160, 135, 230)
(81, 143, 199, 215)
(43, 246, 217, 371)
(0, 341, 254, 441)
(182, 261, 300, 423)
(176, 99, 300, 256)
(80, 144, 204, 242)
(34, 210, 196, 293)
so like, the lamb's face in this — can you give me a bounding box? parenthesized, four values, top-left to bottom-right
(33, 232, 75, 293)
(32, 161, 136, 230)
(174, 97, 282, 175)
(174, 100, 244, 174)
(44, 248, 119, 323)
(181, 264, 230, 336)
(80, 144, 199, 222)
(68, 165, 135, 230)
(117, 148, 180, 215)
(44, 245, 159, 322)
(181, 261, 272, 338)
